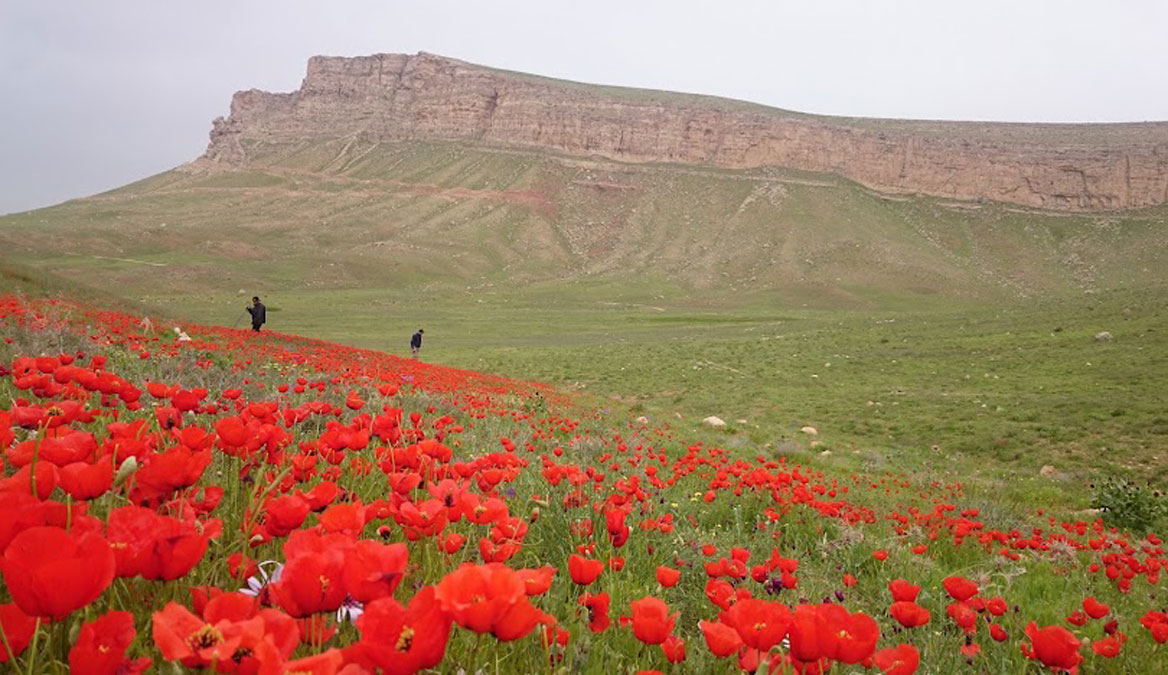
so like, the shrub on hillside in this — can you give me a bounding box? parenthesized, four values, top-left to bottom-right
(1090, 477, 1166, 533)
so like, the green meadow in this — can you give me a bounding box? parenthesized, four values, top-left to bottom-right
(2, 138, 1166, 514)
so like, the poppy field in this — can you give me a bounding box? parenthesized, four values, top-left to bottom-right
(0, 293, 1165, 674)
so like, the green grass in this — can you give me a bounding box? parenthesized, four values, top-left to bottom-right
(2, 139, 1166, 504)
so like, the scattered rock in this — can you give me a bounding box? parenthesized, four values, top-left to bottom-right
(801, 426, 818, 436)
(703, 416, 726, 429)
(1039, 465, 1058, 478)
(819, 449, 832, 456)
(1094, 331, 1112, 342)
(634, 416, 648, 425)
(736, 419, 749, 425)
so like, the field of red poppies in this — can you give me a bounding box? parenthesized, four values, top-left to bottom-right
(0, 293, 1164, 674)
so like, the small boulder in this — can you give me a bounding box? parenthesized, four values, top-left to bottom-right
(703, 416, 726, 429)
(1094, 331, 1112, 342)
(1039, 465, 1058, 478)
(801, 426, 818, 436)
(634, 416, 649, 425)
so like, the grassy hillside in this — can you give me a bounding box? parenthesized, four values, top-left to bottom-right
(2, 139, 1165, 486)
(2, 139, 1165, 317)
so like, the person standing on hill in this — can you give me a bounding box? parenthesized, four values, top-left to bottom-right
(246, 296, 267, 332)
(410, 328, 424, 357)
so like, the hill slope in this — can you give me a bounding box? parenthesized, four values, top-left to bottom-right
(1, 138, 1165, 315)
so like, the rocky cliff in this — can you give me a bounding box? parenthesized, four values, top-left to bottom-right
(205, 52, 1168, 211)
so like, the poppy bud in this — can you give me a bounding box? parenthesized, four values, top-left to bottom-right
(113, 456, 138, 487)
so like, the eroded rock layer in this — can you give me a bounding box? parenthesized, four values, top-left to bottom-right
(205, 52, 1168, 211)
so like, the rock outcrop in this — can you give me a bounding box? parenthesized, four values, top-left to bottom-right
(205, 52, 1168, 211)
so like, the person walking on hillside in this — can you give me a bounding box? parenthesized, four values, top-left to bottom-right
(246, 296, 267, 332)
(410, 328, 424, 357)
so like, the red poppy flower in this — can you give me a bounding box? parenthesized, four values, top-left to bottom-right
(203, 593, 260, 624)
(542, 622, 570, 658)
(579, 592, 611, 633)
(699, 619, 743, 657)
(989, 623, 1008, 642)
(151, 602, 223, 668)
(887, 579, 920, 602)
(0, 462, 59, 500)
(152, 601, 298, 671)
(69, 610, 151, 675)
(461, 493, 509, 525)
(397, 499, 448, 539)
(704, 578, 735, 610)
(438, 531, 466, 554)
(346, 586, 452, 674)
(518, 565, 556, 596)
(0, 603, 38, 663)
(492, 595, 549, 642)
(656, 566, 681, 588)
(59, 460, 114, 500)
(434, 563, 542, 640)
(106, 505, 208, 581)
(1082, 596, 1109, 619)
(629, 596, 676, 646)
(797, 603, 879, 665)
(133, 444, 211, 501)
(942, 576, 979, 602)
(341, 540, 409, 604)
(942, 602, 976, 636)
(790, 603, 832, 664)
(271, 532, 350, 617)
(662, 634, 686, 663)
(318, 500, 369, 536)
(724, 598, 791, 652)
(1091, 632, 1126, 657)
(984, 596, 1007, 616)
(264, 494, 311, 537)
(568, 554, 604, 585)
(890, 601, 931, 628)
(1022, 621, 1082, 671)
(2, 526, 116, 621)
(256, 648, 343, 675)
(873, 644, 919, 674)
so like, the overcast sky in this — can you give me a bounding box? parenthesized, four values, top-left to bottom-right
(2, 1, 1166, 214)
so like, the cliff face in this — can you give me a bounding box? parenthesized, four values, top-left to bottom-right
(205, 52, 1168, 211)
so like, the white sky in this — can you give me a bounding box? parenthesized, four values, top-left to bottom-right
(2, 0, 1166, 214)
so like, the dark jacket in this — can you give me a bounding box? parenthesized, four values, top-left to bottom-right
(247, 302, 266, 327)
(410, 331, 423, 349)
